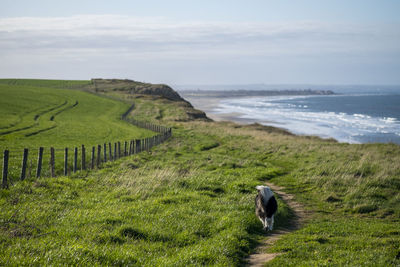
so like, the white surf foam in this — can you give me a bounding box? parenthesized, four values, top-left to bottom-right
(213, 96, 400, 144)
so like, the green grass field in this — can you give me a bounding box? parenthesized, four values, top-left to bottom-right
(0, 80, 399, 266)
(0, 79, 155, 181)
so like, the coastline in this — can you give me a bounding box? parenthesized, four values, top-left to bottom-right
(184, 95, 261, 124)
(182, 93, 400, 145)
(183, 95, 334, 140)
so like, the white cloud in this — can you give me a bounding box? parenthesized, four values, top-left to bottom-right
(1, 15, 396, 53)
(0, 15, 399, 83)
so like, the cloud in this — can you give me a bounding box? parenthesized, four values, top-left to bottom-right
(1, 15, 397, 55)
(0, 15, 399, 83)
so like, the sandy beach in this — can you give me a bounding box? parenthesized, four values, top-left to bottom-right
(183, 95, 277, 125)
(182, 95, 248, 123)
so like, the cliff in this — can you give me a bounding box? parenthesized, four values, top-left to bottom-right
(91, 78, 185, 102)
(90, 78, 210, 121)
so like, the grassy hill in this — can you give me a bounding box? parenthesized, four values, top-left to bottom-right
(0, 79, 155, 180)
(0, 79, 399, 266)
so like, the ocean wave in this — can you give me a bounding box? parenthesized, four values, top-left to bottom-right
(381, 117, 398, 123)
(214, 96, 400, 144)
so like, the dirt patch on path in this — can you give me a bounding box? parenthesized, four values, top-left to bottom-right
(247, 182, 309, 266)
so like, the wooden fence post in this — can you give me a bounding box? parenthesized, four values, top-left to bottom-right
(124, 141, 127, 156)
(118, 142, 121, 158)
(136, 140, 141, 153)
(64, 148, 68, 176)
(134, 140, 137, 154)
(114, 143, 117, 160)
(21, 148, 28, 180)
(97, 145, 101, 168)
(81, 145, 86, 171)
(50, 147, 55, 177)
(73, 147, 78, 173)
(109, 143, 112, 161)
(2, 150, 9, 189)
(103, 143, 107, 162)
(36, 147, 44, 178)
(91, 146, 95, 169)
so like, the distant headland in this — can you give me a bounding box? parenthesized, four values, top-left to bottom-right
(179, 89, 335, 98)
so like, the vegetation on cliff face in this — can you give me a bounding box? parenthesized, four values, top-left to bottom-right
(89, 78, 210, 122)
(91, 78, 185, 102)
(0, 79, 399, 266)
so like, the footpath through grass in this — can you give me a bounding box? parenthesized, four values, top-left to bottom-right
(0, 85, 399, 265)
(0, 122, 294, 266)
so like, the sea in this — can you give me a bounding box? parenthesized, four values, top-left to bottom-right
(191, 86, 400, 144)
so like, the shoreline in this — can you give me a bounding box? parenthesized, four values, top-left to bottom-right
(184, 95, 330, 140)
(184, 95, 259, 124)
(183, 95, 400, 145)
(184, 95, 336, 139)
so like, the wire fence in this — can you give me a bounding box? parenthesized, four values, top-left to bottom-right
(1, 107, 172, 189)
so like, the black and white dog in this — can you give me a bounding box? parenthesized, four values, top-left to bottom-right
(255, 185, 278, 231)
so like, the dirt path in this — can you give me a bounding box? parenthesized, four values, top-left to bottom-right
(247, 182, 308, 266)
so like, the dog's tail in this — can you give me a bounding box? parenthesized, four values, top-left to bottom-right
(256, 185, 265, 191)
(256, 185, 273, 204)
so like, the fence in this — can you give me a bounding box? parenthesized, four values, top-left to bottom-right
(1, 115, 172, 189)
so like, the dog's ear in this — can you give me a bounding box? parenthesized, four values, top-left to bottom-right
(255, 185, 263, 191)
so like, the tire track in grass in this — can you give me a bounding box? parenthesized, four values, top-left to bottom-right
(247, 182, 309, 266)
(24, 101, 79, 137)
(0, 123, 38, 136)
(0, 101, 67, 135)
(50, 100, 78, 121)
(25, 126, 57, 137)
(34, 100, 68, 121)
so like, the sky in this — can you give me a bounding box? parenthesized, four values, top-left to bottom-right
(0, 0, 399, 85)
